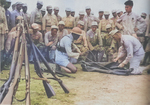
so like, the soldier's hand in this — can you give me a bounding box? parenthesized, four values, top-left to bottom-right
(118, 63, 125, 68)
(134, 28, 138, 32)
(113, 58, 118, 62)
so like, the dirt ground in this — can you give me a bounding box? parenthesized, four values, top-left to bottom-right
(0, 64, 150, 105)
(65, 65, 150, 105)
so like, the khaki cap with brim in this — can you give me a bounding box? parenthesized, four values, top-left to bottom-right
(77, 21, 84, 26)
(51, 25, 58, 29)
(32, 23, 39, 29)
(47, 5, 52, 10)
(71, 27, 82, 36)
(91, 21, 98, 26)
(109, 29, 119, 36)
(106, 24, 111, 29)
(104, 11, 110, 15)
(58, 21, 65, 25)
(54, 7, 59, 10)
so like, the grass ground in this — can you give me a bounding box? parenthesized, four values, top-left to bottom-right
(0, 64, 150, 105)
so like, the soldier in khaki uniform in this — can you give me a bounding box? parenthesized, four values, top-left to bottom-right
(30, 1, 43, 30)
(41, 8, 46, 17)
(73, 21, 89, 60)
(86, 22, 104, 62)
(42, 5, 58, 34)
(99, 11, 115, 40)
(22, 4, 30, 27)
(98, 10, 104, 21)
(0, 2, 8, 54)
(84, 6, 100, 31)
(62, 8, 75, 34)
(28, 23, 44, 62)
(54, 7, 62, 22)
(71, 9, 75, 17)
(74, 11, 87, 32)
(57, 21, 68, 41)
(111, 10, 118, 25)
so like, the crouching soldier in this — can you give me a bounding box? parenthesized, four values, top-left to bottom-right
(86, 21, 104, 62)
(28, 23, 44, 63)
(73, 21, 89, 61)
(44, 25, 58, 62)
(55, 27, 82, 73)
(110, 29, 145, 75)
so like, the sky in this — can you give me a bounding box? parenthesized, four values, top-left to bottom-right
(9, 0, 150, 17)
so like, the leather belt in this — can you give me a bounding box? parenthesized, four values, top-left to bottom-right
(65, 27, 72, 29)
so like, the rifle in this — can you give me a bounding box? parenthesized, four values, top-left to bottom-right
(1, 29, 25, 104)
(81, 57, 133, 75)
(24, 30, 31, 105)
(0, 25, 21, 103)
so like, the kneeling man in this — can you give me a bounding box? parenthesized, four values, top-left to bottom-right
(110, 29, 145, 75)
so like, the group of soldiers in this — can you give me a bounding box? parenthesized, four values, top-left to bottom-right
(0, 0, 150, 74)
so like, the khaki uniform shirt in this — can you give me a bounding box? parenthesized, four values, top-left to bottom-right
(44, 31, 58, 47)
(42, 14, 58, 32)
(30, 8, 42, 25)
(5, 31, 16, 52)
(84, 15, 100, 30)
(74, 16, 88, 32)
(0, 6, 8, 51)
(62, 15, 75, 28)
(57, 29, 68, 41)
(86, 29, 103, 50)
(30, 30, 43, 45)
(54, 14, 62, 22)
(111, 16, 118, 25)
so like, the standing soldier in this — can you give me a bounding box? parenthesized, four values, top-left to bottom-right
(4, 0, 11, 31)
(54, 7, 62, 22)
(86, 22, 104, 62)
(57, 21, 68, 40)
(42, 5, 58, 34)
(30, 1, 43, 30)
(117, 0, 146, 35)
(10, 2, 23, 29)
(98, 10, 104, 21)
(0, 0, 8, 66)
(62, 8, 75, 34)
(111, 10, 118, 25)
(99, 11, 115, 40)
(74, 11, 87, 32)
(84, 6, 99, 31)
(71, 9, 75, 17)
(22, 3, 30, 27)
(41, 8, 46, 17)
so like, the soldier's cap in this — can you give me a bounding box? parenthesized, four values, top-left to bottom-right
(51, 25, 58, 29)
(71, 9, 75, 12)
(141, 13, 147, 17)
(104, 11, 110, 15)
(85, 6, 91, 10)
(6, 0, 11, 2)
(47, 5, 52, 10)
(79, 11, 85, 15)
(41, 8, 46, 11)
(99, 9, 104, 12)
(106, 24, 112, 29)
(109, 29, 119, 36)
(91, 21, 98, 26)
(112, 10, 116, 13)
(58, 21, 65, 25)
(32, 23, 39, 29)
(54, 6, 59, 10)
(22, 3, 27, 7)
(37, 1, 43, 5)
(71, 27, 82, 36)
(124, 0, 133, 6)
(116, 10, 122, 14)
(16, 16, 23, 20)
(65, 8, 71, 11)
(77, 21, 84, 26)
(15, 2, 23, 5)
